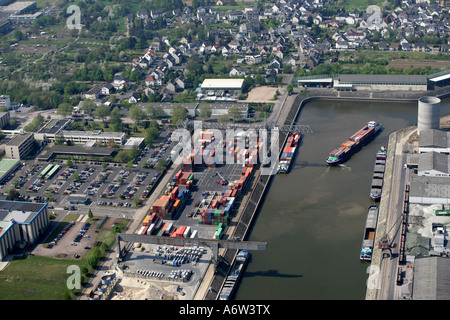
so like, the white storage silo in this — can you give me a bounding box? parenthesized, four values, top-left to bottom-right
(418, 96, 441, 134)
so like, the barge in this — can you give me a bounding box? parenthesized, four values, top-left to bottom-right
(277, 132, 302, 174)
(326, 121, 382, 165)
(219, 250, 249, 300)
(360, 205, 379, 262)
(370, 146, 387, 202)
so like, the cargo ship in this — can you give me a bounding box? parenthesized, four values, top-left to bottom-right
(277, 132, 302, 174)
(219, 250, 249, 300)
(360, 205, 379, 262)
(326, 121, 382, 165)
(370, 146, 387, 202)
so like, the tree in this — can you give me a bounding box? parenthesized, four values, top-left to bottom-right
(129, 105, 146, 127)
(110, 106, 122, 131)
(81, 99, 96, 116)
(94, 104, 110, 122)
(198, 104, 212, 118)
(287, 84, 293, 95)
(57, 103, 73, 117)
(88, 209, 93, 219)
(171, 104, 188, 125)
(228, 106, 242, 122)
(13, 30, 23, 41)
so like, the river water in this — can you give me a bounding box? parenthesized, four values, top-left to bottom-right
(236, 97, 450, 300)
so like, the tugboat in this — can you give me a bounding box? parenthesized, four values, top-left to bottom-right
(327, 121, 382, 165)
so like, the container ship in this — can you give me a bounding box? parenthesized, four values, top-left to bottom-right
(370, 146, 387, 202)
(219, 250, 249, 300)
(326, 121, 382, 165)
(360, 205, 379, 262)
(277, 132, 302, 174)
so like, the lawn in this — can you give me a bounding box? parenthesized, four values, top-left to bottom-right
(0, 255, 83, 300)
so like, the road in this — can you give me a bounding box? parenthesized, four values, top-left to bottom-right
(375, 126, 417, 300)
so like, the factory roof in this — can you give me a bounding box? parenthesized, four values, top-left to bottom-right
(201, 79, 245, 89)
(419, 129, 450, 149)
(410, 175, 450, 204)
(413, 257, 450, 300)
(337, 74, 428, 85)
(418, 152, 450, 174)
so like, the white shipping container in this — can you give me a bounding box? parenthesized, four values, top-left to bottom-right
(138, 226, 146, 235)
(183, 226, 191, 238)
(190, 230, 198, 239)
(147, 223, 155, 235)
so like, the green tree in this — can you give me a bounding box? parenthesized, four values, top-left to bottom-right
(171, 104, 188, 125)
(129, 105, 146, 127)
(287, 84, 293, 95)
(81, 99, 96, 116)
(57, 103, 73, 117)
(228, 106, 242, 122)
(198, 104, 212, 118)
(94, 104, 110, 122)
(88, 209, 93, 219)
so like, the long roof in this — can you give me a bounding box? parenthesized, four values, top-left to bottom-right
(419, 129, 450, 149)
(337, 74, 428, 85)
(413, 257, 450, 300)
(201, 79, 245, 89)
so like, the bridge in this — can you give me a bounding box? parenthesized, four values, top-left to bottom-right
(115, 233, 267, 267)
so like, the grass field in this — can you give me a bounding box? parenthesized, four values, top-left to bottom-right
(0, 256, 83, 300)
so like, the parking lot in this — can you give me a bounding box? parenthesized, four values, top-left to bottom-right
(33, 217, 98, 259)
(0, 133, 177, 217)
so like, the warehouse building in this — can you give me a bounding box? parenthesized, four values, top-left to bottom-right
(333, 74, 428, 91)
(418, 152, 450, 178)
(419, 129, 450, 154)
(0, 201, 49, 261)
(412, 256, 450, 300)
(0, 159, 20, 184)
(409, 175, 450, 205)
(5, 132, 36, 160)
(201, 79, 245, 96)
(197, 103, 249, 118)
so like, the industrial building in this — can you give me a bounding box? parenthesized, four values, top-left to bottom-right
(418, 152, 450, 177)
(0, 159, 20, 184)
(198, 103, 249, 118)
(5, 132, 36, 160)
(419, 129, 450, 154)
(200, 79, 245, 95)
(296, 74, 430, 91)
(412, 257, 450, 300)
(333, 74, 428, 91)
(409, 175, 450, 205)
(0, 201, 49, 261)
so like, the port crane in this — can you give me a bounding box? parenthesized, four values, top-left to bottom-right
(177, 119, 313, 134)
(115, 233, 267, 267)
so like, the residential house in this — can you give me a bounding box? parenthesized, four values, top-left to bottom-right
(84, 87, 102, 100)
